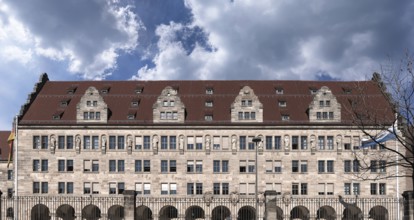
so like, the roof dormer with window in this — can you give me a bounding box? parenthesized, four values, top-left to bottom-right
(308, 86, 341, 122)
(231, 86, 263, 122)
(153, 86, 186, 123)
(76, 86, 108, 123)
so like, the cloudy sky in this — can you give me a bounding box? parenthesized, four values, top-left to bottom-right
(0, 0, 413, 130)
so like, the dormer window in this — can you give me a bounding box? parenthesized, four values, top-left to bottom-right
(206, 88, 214, 94)
(238, 112, 256, 120)
(275, 87, 284, 94)
(205, 101, 213, 107)
(325, 100, 330, 107)
(83, 112, 101, 120)
(100, 86, 110, 94)
(86, 101, 98, 107)
(241, 100, 252, 107)
(309, 87, 318, 94)
(131, 99, 140, 107)
(135, 86, 144, 94)
(60, 99, 70, 107)
(342, 87, 352, 94)
(278, 101, 287, 107)
(67, 86, 77, 94)
(281, 114, 290, 121)
(127, 110, 136, 120)
(205, 115, 213, 121)
(52, 111, 63, 120)
(319, 101, 324, 107)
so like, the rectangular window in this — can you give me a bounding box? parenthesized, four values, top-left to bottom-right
(213, 136, 220, 150)
(58, 136, 65, 149)
(344, 160, 351, 173)
(91, 160, 98, 172)
(170, 160, 177, 172)
(161, 136, 168, 149)
(33, 136, 40, 149)
(33, 182, 40, 193)
(353, 183, 360, 195)
(84, 160, 92, 172)
(109, 160, 116, 172)
(67, 182, 74, 194)
(239, 136, 246, 150)
(379, 183, 386, 195)
(274, 160, 282, 173)
(67, 136, 74, 149)
(161, 160, 168, 173)
(318, 161, 325, 173)
(213, 160, 220, 173)
(92, 136, 99, 149)
(300, 160, 308, 173)
(41, 159, 48, 172)
(371, 160, 378, 172)
(33, 160, 40, 172)
(161, 183, 169, 195)
(196, 161, 203, 173)
(327, 136, 334, 150)
(222, 160, 229, 172)
(109, 183, 117, 194)
(196, 183, 203, 195)
(135, 160, 142, 172)
(300, 183, 308, 195)
(58, 182, 65, 194)
(117, 160, 125, 172)
(222, 183, 229, 195)
(370, 183, 377, 195)
(344, 183, 351, 195)
(213, 183, 220, 195)
(248, 160, 255, 172)
(187, 183, 194, 195)
(135, 183, 142, 195)
(353, 160, 360, 172)
(84, 136, 90, 149)
(300, 136, 307, 150)
(144, 183, 151, 195)
(327, 160, 334, 172)
(169, 136, 176, 149)
(118, 182, 125, 194)
(196, 136, 203, 150)
(117, 136, 125, 149)
(275, 136, 281, 150)
(135, 136, 142, 150)
(143, 160, 151, 172)
(318, 136, 325, 150)
(187, 161, 194, 173)
(187, 137, 194, 150)
(292, 160, 299, 173)
(41, 136, 48, 149)
(248, 136, 255, 150)
(170, 183, 177, 195)
(292, 183, 299, 195)
(327, 183, 334, 195)
(58, 160, 65, 172)
(7, 170, 13, 180)
(41, 182, 48, 194)
(143, 136, 151, 149)
(292, 136, 299, 150)
(379, 160, 386, 172)
(239, 160, 247, 173)
(265, 136, 272, 150)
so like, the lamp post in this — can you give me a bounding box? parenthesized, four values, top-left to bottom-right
(252, 136, 262, 220)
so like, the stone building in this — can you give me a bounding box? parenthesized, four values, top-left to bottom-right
(0, 131, 13, 198)
(4, 73, 407, 219)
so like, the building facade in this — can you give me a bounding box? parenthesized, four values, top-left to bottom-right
(3, 73, 407, 219)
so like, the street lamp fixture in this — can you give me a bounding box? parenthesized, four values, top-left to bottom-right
(252, 136, 261, 220)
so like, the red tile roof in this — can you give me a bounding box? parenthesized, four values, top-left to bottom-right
(0, 131, 11, 161)
(18, 79, 395, 126)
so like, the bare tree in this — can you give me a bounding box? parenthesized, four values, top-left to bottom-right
(349, 51, 414, 190)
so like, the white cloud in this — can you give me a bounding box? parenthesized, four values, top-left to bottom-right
(134, 0, 414, 81)
(1, 0, 140, 79)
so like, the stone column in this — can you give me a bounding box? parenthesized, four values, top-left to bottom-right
(123, 190, 136, 220)
(403, 191, 414, 220)
(264, 190, 278, 220)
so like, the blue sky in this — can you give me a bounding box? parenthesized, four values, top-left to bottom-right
(0, 0, 413, 130)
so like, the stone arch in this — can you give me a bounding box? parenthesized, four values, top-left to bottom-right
(108, 205, 124, 220)
(82, 204, 101, 220)
(237, 206, 255, 220)
(136, 205, 153, 220)
(369, 206, 388, 220)
(31, 204, 50, 220)
(317, 206, 336, 220)
(185, 205, 205, 220)
(159, 205, 178, 220)
(211, 205, 231, 220)
(342, 206, 362, 220)
(290, 206, 310, 220)
(56, 204, 75, 220)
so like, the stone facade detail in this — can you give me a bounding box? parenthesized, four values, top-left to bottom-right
(153, 86, 185, 123)
(309, 86, 341, 122)
(231, 86, 263, 122)
(76, 86, 108, 123)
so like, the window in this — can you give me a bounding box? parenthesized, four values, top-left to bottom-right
(213, 183, 229, 195)
(292, 160, 299, 173)
(318, 161, 325, 173)
(300, 160, 308, 173)
(58, 136, 65, 149)
(213, 136, 220, 150)
(108, 160, 125, 172)
(239, 183, 256, 195)
(292, 160, 307, 173)
(40, 160, 48, 172)
(170, 136, 177, 149)
(292, 136, 299, 150)
(41, 136, 48, 149)
(58, 182, 74, 194)
(92, 136, 99, 149)
(205, 115, 213, 121)
(144, 160, 151, 172)
(239, 136, 246, 150)
(344, 183, 351, 195)
(206, 88, 214, 94)
(266, 160, 282, 173)
(196, 136, 203, 150)
(318, 136, 325, 150)
(371, 160, 378, 172)
(7, 170, 13, 180)
(327, 160, 334, 172)
(275, 88, 284, 94)
(161, 183, 177, 195)
(213, 160, 229, 173)
(275, 136, 281, 150)
(144, 136, 151, 149)
(353, 160, 360, 172)
(353, 183, 360, 195)
(41, 182, 48, 194)
(300, 136, 307, 150)
(370, 183, 377, 195)
(33, 136, 40, 149)
(292, 183, 307, 195)
(161, 160, 177, 173)
(241, 100, 253, 107)
(109, 182, 125, 194)
(317, 112, 322, 120)
(83, 160, 98, 172)
(281, 115, 290, 121)
(84, 136, 90, 149)
(187, 137, 194, 150)
(318, 183, 334, 195)
(344, 160, 351, 173)
(278, 101, 286, 107)
(135, 183, 150, 195)
(238, 112, 256, 120)
(248, 136, 255, 150)
(379, 183, 386, 195)
(265, 136, 272, 150)
(161, 136, 168, 149)
(327, 136, 334, 150)
(33, 160, 40, 172)
(33, 182, 40, 194)
(84, 182, 99, 194)
(135, 160, 142, 172)
(58, 160, 74, 172)
(187, 183, 203, 195)
(205, 101, 213, 107)
(379, 160, 386, 173)
(108, 136, 125, 150)
(187, 160, 202, 173)
(240, 160, 255, 173)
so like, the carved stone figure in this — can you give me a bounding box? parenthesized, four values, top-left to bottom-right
(284, 135, 289, 148)
(50, 135, 56, 154)
(257, 139, 263, 151)
(179, 136, 184, 150)
(152, 136, 159, 150)
(203, 191, 213, 206)
(128, 136, 133, 148)
(205, 136, 211, 151)
(336, 135, 342, 150)
(282, 192, 291, 206)
(258, 192, 265, 205)
(75, 136, 81, 154)
(231, 136, 237, 150)
(101, 136, 107, 148)
(231, 191, 239, 205)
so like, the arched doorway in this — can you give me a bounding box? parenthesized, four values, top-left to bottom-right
(343, 206, 362, 220)
(136, 205, 153, 220)
(212, 206, 231, 220)
(108, 205, 124, 220)
(56, 204, 75, 220)
(317, 206, 336, 220)
(31, 204, 50, 220)
(237, 206, 255, 220)
(185, 206, 205, 220)
(82, 204, 101, 220)
(159, 205, 178, 220)
(290, 206, 310, 220)
(369, 206, 388, 220)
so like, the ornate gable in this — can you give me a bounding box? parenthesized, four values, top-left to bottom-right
(308, 86, 341, 122)
(153, 86, 185, 123)
(231, 86, 263, 122)
(76, 87, 108, 123)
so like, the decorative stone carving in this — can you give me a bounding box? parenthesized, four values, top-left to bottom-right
(258, 192, 265, 206)
(127, 135, 133, 155)
(282, 192, 291, 206)
(257, 135, 264, 155)
(205, 135, 211, 155)
(75, 135, 81, 154)
(101, 135, 107, 154)
(284, 135, 290, 154)
(179, 135, 185, 154)
(203, 191, 213, 206)
(310, 135, 316, 154)
(336, 135, 342, 154)
(152, 135, 159, 155)
(49, 135, 56, 154)
(231, 135, 237, 154)
(230, 191, 239, 205)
